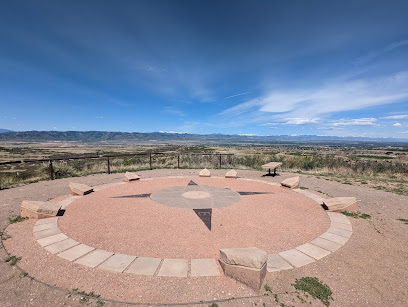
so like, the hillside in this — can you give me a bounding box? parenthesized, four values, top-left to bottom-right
(0, 130, 407, 146)
(0, 129, 13, 133)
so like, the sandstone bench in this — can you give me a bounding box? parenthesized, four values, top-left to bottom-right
(124, 172, 140, 181)
(199, 168, 211, 177)
(219, 247, 267, 291)
(69, 182, 93, 195)
(322, 197, 358, 212)
(280, 176, 300, 189)
(21, 200, 62, 219)
(225, 169, 238, 178)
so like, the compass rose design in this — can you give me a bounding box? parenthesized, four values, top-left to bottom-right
(113, 180, 273, 231)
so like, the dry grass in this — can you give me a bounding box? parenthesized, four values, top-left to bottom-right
(1, 144, 407, 194)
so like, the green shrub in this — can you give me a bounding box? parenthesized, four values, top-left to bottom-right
(292, 277, 333, 306)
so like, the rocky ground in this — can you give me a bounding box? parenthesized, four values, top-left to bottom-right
(1, 169, 407, 307)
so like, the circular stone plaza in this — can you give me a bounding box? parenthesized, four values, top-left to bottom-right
(2, 168, 407, 306)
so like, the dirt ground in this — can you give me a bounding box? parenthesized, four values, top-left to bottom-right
(1, 169, 407, 307)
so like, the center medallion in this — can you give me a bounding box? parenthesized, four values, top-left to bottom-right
(149, 181, 240, 209)
(182, 191, 211, 199)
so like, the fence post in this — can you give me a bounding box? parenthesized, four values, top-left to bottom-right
(219, 154, 222, 169)
(177, 155, 180, 168)
(107, 157, 111, 174)
(149, 154, 152, 170)
(49, 160, 54, 180)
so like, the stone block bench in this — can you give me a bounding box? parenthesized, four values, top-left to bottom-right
(281, 176, 300, 189)
(225, 169, 238, 178)
(21, 200, 62, 219)
(219, 247, 267, 291)
(69, 182, 93, 195)
(322, 197, 358, 212)
(124, 172, 140, 182)
(199, 168, 211, 177)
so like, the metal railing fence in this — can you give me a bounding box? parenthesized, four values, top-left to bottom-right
(0, 152, 234, 181)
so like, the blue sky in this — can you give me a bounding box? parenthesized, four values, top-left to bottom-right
(1, 0, 408, 138)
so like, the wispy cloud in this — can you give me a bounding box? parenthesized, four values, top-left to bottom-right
(221, 71, 408, 121)
(259, 123, 278, 126)
(381, 114, 408, 119)
(354, 40, 408, 65)
(283, 118, 320, 125)
(260, 117, 377, 129)
(328, 118, 378, 127)
(162, 106, 185, 117)
(225, 92, 251, 99)
(393, 123, 403, 127)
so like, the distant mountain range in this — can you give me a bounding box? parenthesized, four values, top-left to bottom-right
(0, 129, 13, 133)
(0, 130, 407, 146)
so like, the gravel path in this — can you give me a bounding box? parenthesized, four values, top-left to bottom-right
(1, 169, 408, 306)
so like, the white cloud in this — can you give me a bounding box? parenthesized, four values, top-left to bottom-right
(200, 98, 216, 103)
(381, 114, 408, 119)
(221, 72, 408, 120)
(162, 107, 185, 117)
(354, 40, 408, 65)
(259, 123, 278, 126)
(283, 118, 320, 125)
(317, 126, 345, 130)
(221, 98, 262, 115)
(259, 118, 320, 126)
(225, 92, 251, 99)
(328, 118, 378, 127)
(393, 123, 403, 127)
(400, 131, 408, 134)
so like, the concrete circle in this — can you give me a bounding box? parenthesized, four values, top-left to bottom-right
(150, 185, 241, 209)
(182, 191, 211, 199)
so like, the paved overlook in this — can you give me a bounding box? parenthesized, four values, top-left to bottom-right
(1, 169, 408, 306)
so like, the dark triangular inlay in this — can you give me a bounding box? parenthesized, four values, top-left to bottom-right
(188, 180, 198, 186)
(193, 208, 212, 231)
(238, 191, 274, 196)
(111, 193, 151, 199)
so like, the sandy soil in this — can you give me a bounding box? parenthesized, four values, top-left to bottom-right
(1, 169, 408, 306)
